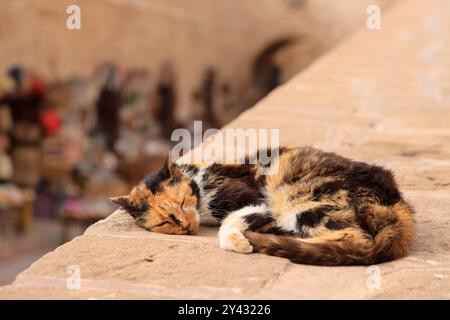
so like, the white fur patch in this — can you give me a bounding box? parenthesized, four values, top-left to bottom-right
(229, 204, 269, 219)
(218, 204, 268, 254)
(192, 169, 216, 224)
(277, 210, 300, 232)
(277, 206, 318, 233)
(219, 226, 253, 254)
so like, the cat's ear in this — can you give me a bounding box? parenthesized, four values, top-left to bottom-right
(164, 152, 182, 177)
(110, 195, 137, 213)
(110, 195, 148, 219)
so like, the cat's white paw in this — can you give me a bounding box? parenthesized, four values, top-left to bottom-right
(219, 227, 253, 254)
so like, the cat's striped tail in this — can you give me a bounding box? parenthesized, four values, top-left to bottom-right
(244, 200, 415, 266)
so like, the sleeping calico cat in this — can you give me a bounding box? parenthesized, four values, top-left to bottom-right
(111, 147, 415, 266)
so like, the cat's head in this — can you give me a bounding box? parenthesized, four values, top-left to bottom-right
(111, 156, 200, 235)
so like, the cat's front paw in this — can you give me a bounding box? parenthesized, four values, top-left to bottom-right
(219, 227, 253, 254)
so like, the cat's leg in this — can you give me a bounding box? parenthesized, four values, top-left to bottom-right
(218, 204, 273, 254)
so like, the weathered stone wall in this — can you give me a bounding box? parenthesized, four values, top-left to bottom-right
(0, 0, 392, 121)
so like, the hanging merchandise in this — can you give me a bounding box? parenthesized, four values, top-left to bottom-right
(29, 74, 47, 98)
(39, 109, 62, 136)
(8, 66, 23, 90)
(11, 122, 42, 187)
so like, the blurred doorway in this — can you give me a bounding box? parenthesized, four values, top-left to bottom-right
(251, 38, 298, 100)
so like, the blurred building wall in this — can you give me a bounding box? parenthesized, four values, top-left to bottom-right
(0, 0, 394, 122)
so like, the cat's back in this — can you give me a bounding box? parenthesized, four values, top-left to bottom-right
(265, 146, 401, 205)
(265, 146, 347, 188)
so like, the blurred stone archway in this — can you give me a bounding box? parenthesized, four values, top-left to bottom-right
(250, 34, 324, 103)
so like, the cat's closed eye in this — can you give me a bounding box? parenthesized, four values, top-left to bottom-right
(169, 213, 182, 226)
(153, 221, 170, 227)
(180, 196, 186, 211)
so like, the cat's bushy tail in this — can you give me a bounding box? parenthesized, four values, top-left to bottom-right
(245, 200, 415, 266)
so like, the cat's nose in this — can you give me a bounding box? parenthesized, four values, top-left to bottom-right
(183, 210, 199, 234)
(187, 221, 200, 234)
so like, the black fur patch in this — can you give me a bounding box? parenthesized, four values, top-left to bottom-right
(189, 180, 201, 209)
(203, 163, 256, 183)
(297, 206, 336, 228)
(244, 213, 274, 230)
(325, 219, 352, 230)
(143, 157, 176, 194)
(202, 163, 266, 220)
(168, 176, 182, 186)
(312, 181, 345, 199)
(344, 162, 401, 206)
(208, 185, 266, 220)
(117, 197, 148, 219)
(144, 167, 170, 194)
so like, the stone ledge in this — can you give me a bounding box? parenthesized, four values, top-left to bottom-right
(1, 0, 450, 299)
(3, 189, 448, 299)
